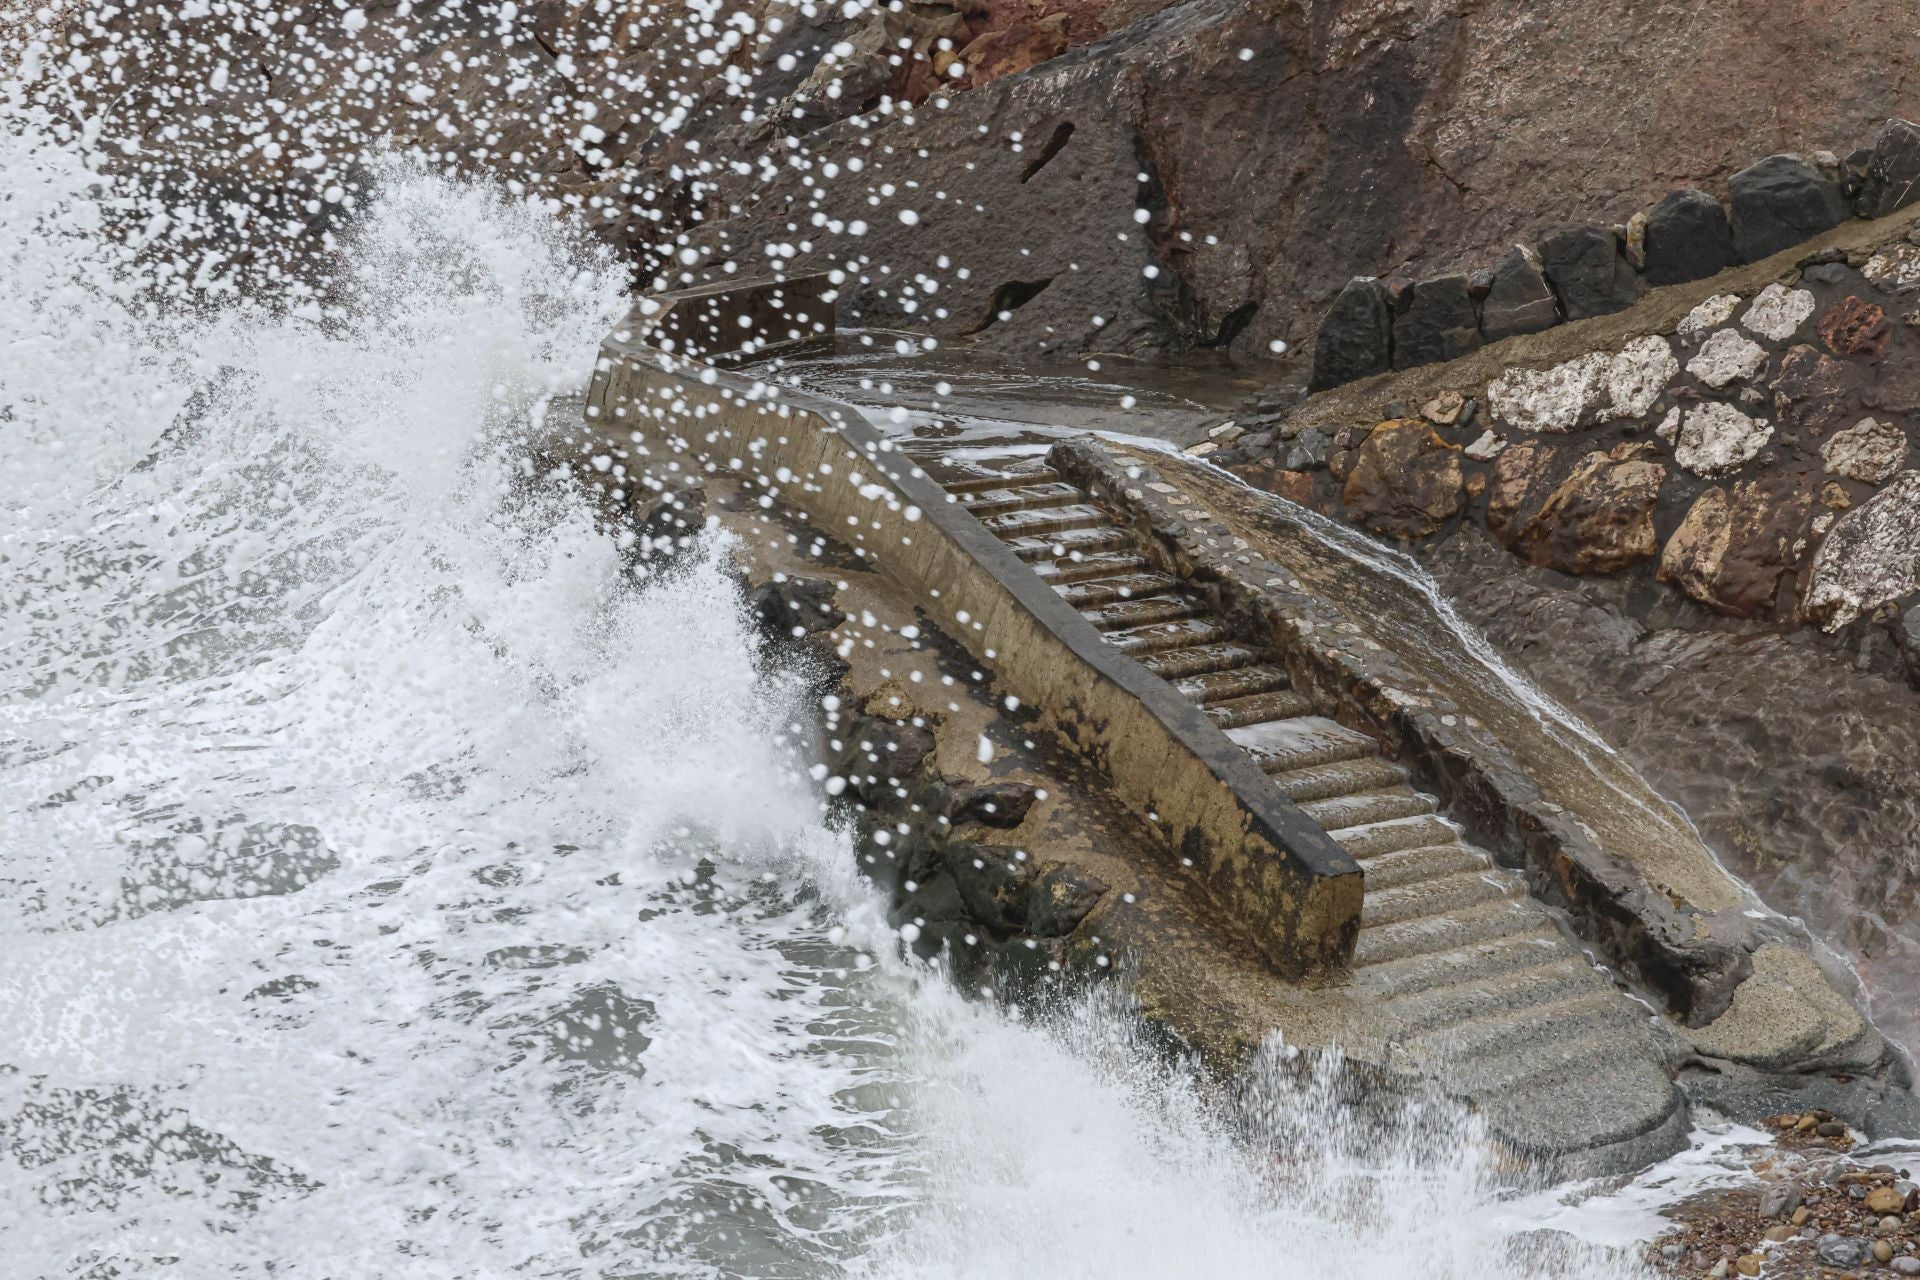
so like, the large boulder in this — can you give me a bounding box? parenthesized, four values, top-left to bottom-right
(1499, 442, 1666, 576)
(1340, 419, 1467, 539)
(1310, 276, 1394, 390)
(1479, 245, 1561, 341)
(1856, 117, 1920, 219)
(1392, 274, 1482, 368)
(1658, 475, 1818, 618)
(1538, 223, 1642, 319)
(1728, 154, 1852, 263)
(1803, 470, 1920, 627)
(1772, 344, 1861, 437)
(1642, 188, 1736, 286)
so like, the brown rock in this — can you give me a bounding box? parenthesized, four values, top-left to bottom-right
(1821, 480, 1854, 509)
(1422, 390, 1466, 425)
(1820, 295, 1893, 358)
(1659, 474, 1819, 618)
(1340, 419, 1466, 539)
(1773, 344, 1861, 437)
(1868, 1186, 1907, 1214)
(960, 13, 1070, 85)
(1486, 440, 1562, 545)
(1500, 443, 1666, 575)
(1226, 461, 1317, 507)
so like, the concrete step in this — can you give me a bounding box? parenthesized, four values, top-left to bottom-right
(1105, 617, 1233, 656)
(1352, 841, 1492, 891)
(1301, 787, 1433, 831)
(1173, 663, 1291, 706)
(1373, 957, 1609, 1039)
(1058, 572, 1182, 608)
(1229, 716, 1378, 773)
(1138, 642, 1266, 680)
(940, 465, 1062, 495)
(1352, 895, 1543, 967)
(1267, 757, 1407, 804)
(1031, 552, 1151, 584)
(1005, 526, 1135, 561)
(1351, 928, 1572, 999)
(1361, 866, 1524, 928)
(1330, 813, 1459, 859)
(961, 481, 1087, 516)
(1203, 690, 1316, 729)
(1082, 594, 1206, 631)
(1400, 988, 1649, 1082)
(981, 503, 1111, 538)
(1474, 1043, 1681, 1156)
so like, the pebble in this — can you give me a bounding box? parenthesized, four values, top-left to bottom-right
(1893, 1256, 1920, 1275)
(1736, 1255, 1762, 1277)
(1816, 1233, 1874, 1267)
(1869, 1185, 1907, 1213)
(1877, 1239, 1897, 1263)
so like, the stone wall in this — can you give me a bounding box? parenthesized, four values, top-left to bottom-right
(1212, 202, 1920, 677)
(1309, 119, 1920, 392)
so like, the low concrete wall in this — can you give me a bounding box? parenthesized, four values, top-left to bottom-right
(585, 289, 1363, 980)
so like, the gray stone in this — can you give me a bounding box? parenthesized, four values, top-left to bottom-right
(949, 781, 1040, 829)
(1897, 605, 1920, 690)
(1656, 402, 1773, 477)
(1802, 261, 1852, 286)
(1742, 284, 1817, 343)
(1814, 1234, 1873, 1269)
(1729, 155, 1852, 263)
(1759, 1179, 1805, 1218)
(749, 574, 845, 641)
(1285, 427, 1332, 471)
(1393, 274, 1483, 369)
(1538, 223, 1642, 320)
(1480, 244, 1561, 341)
(1892, 1256, 1920, 1276)
(1857, 117, 1920, 219)
(1310, 276, 1393, 390)
(1686, 328, 1769, 389)
(1027, 864, 1108, 937)
(1804, 470, 1920, 627)
(1644, 188, 1737, 286)
(1822, 416, 1909, 484)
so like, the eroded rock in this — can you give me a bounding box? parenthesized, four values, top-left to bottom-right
(1311, 276, 1394, 390)
(1772, 344, 1861, 436)
(1857, 116, 1920, 219)
(1480, 244, 1560, 342)
(1686, 328, 1769, 389)
(1393, 274, 1482, 368)
(1487, 337, 1675, 432)
(1658, 475, 1816, 617)
(1822, 417, 1910, 483)
(1538, 222, 1640, 320)
(1341, 419, 1466, 539)
(1863, 243, 1920, 295)
(1678, 293, 1742, 341)
(1803, 470, 1920, 626)
(1820, 295, 1893, 358)
(1729, 154, 1851, 263)
(1499, 442, 1666, 576)
(1741, 284, 1817, 343)
(1656, 402, 1773, 477)
(1644, 188, 1736, 286)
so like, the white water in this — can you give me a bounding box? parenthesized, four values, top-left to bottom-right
(0, 110, 1711, 1277)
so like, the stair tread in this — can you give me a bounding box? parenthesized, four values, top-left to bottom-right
(1004, 526, 1134, 561)
(1370, 957, 1612, 1039)
(1082, 595, 1205, 631)
(1268, 757, 1407, 804)
(1059, 572, 1182, 608)
(1352, 895, 1543, 967)
(1396, 988, 1650, 1075)
(941, 466, 1061, 494)
(980, 504, 1110, 537)
(1352, 929, 1576, 998)
(1361, 866, 1524, 928)
(1355, 841, 1494, 891)
(1228, 716, 1379, 774)
(1137, 642, 1267, 679)
(1203, 689, 1316, 729)
(1031, 552, 1150, 583)
(1301, 787, 1432, 830)
(1105, 617, 1232, 655)
(1174, 663, 1291, 705)
(1331, 812, 1460, 859)
(961, 481, 1086, 516)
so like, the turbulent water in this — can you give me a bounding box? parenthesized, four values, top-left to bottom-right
(0, 103, 1741, 1276)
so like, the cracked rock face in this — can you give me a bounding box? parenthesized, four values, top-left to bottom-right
(1658, 475, 1817, 618)
(1804, 470, 1920, 627)
(1822, 417, 1911, 483)
(1741, 284, 1818, 343)
(1657, 402, 1774, 478)
(1487, 337, 1676, 432)
(1686, 328, 1770, 389)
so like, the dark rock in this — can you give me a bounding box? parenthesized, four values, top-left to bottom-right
(1341, 419, 1467, 539)
(1384, 276, 1417, 312)
(1538, 223, 1642, 320)
(1658, 474, 1818, 618)
(631, 485, 708, 560)
(1819, 295, 1892, 357)
(1857, 117, 1920, 219)
(1480, 245, 1561, 341)
(1897, 604, 1920, 690)
(1392, 274, 1483, 368)
(1498, 442, 1666, 576)
(949, 781, 1040, 828)
(1801, 261, 1853, 286)
(1467, 268, 1496, 300)
(1644, 189, 1737, 286)
(1285, 427, 1332, 471)
(1729, 154, 1852, 263)
(837, 716, 936, 806)
(1225, 461, 1318, 507)
(940, 838, 1037, 932)
(1027, 864, 1109, 937)
(1485, 440, 1562, 546)
(1758, 1179, 1804, 1218)
(1309, 276, 1393, 390)
(748, 575, 845, 641)
(1773, 344, 1861, 437)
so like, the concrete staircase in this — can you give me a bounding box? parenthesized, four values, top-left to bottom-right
(933, 450, 1682, 1160)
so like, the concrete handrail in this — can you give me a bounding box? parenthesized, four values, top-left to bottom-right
(585, 286, 1363, 980)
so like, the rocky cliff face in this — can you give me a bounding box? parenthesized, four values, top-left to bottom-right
(32, 0, 1920, 365)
